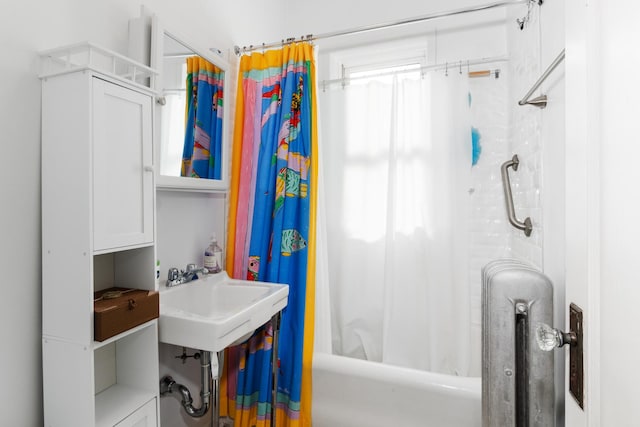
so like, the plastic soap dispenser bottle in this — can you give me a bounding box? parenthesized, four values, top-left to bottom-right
(204, 233, 223, 273)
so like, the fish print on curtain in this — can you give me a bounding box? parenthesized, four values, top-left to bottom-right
(181, 56, 224, 179)
(222, 42, 318, 427)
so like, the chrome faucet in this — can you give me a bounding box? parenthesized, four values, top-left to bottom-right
(166, 264, 208, 287)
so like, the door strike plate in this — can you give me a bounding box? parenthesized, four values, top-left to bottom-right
(569, 303, 584, 409)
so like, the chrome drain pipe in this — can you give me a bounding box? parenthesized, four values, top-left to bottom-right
(160, 350, 212, 418)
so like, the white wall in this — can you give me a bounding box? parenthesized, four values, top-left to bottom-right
(599, 0, 640, 424)
(155, 191, 227, 427)
(0, 1, 284, 425)
(156, 192, 227, 280)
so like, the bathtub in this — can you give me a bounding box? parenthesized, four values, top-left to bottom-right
(312, 353, 481, 427)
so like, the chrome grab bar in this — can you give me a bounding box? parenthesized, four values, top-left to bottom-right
(501, 155, 532, 236)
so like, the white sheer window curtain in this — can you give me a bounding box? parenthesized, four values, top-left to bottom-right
(319, 68, 472, 376)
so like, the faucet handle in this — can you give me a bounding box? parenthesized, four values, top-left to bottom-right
(168, 268, 179, 281)
(185, 264, 208, 276)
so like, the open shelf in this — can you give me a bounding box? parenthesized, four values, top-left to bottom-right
(95, 384, 156, 427)
(93, 246, 157, 296)
(92, 319, 157, 350)
(94, 322, 159, 426)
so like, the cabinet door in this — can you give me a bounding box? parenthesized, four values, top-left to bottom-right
(114, 398, 157, 427)
(93, 77, 154, 252)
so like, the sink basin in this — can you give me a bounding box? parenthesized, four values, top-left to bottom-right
(158, 272, 289, 353)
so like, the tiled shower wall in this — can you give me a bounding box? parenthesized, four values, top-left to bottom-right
(507, 3, 566, 424)
(467, 4, 549, 374)
(507, 4, 544, 267)
(504, 5, 566, 424)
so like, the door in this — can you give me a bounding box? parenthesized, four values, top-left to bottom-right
(566, 0, 640, 426)
(564, 0, 600, 426)
(92, 77, 154, 252)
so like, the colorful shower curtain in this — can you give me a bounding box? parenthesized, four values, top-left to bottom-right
(181, 56, 224, 179)
(222, 42, 318, 427)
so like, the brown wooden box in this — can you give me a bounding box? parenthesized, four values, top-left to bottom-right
(94, 287, 159, 342)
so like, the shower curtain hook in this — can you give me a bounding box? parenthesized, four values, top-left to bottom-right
(459, 61, 462, 74)
(445, 62, 448, 77)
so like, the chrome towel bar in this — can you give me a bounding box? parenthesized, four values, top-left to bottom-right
(518, 48, 565, 108)
(500, 155, 532, 236)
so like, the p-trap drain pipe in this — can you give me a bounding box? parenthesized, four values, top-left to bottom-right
(160, 350, 212, 418)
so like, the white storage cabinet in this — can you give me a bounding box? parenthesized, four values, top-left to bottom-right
(41, 49, 160, 427)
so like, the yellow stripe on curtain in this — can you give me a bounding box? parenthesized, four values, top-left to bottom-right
(301, 43, 317, 427)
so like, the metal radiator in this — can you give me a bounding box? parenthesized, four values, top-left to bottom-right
(482, 259, 554, 427)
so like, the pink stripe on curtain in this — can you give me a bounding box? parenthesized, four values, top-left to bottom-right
(233, 78, 257, 278)
(243, 81, 263, 276)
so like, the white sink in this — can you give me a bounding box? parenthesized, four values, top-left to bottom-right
(158, 272, 289, 353)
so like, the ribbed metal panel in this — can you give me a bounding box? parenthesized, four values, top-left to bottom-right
(482, 259, 555, 427)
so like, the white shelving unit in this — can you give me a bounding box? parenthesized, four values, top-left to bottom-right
(41, 43, 160, 427)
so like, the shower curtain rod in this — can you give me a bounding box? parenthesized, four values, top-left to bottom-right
(234, 0, 529, 55)
(163, 53, 194, 59)
(319, 55, 508, 90)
